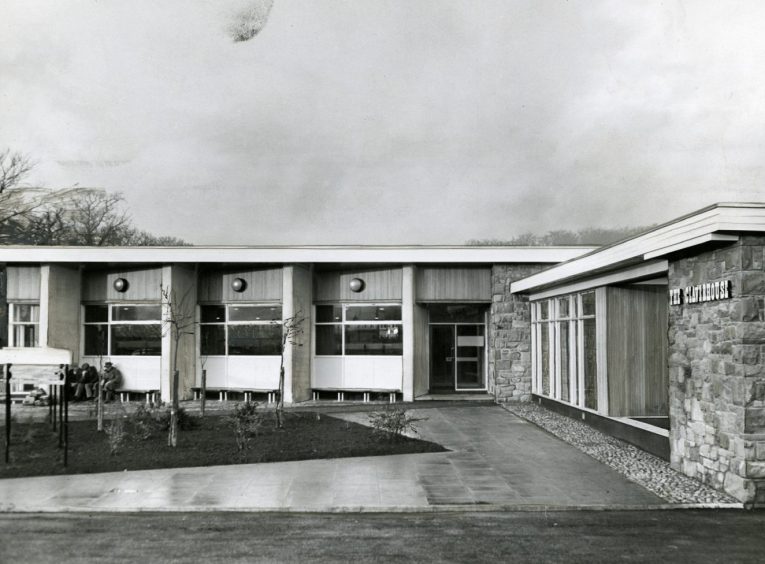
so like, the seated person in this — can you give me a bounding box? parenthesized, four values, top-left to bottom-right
(74, 363, 99, 401)
(101, 362, 122, 403)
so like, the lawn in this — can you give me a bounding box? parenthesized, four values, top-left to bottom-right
(0, 409, 447, 478)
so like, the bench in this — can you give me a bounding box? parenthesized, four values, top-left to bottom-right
(116, 389, 159, 404)
(191, 387, 278, 404)
(311, 389, 399, 403)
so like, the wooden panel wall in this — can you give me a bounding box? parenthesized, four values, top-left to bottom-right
(6, 266, 41, 301)
(606, 285, 669, 417)
(413, 303, 430, 397)
(314, 268, 402, 302)
(198, 268, 283, 303)
(416, 267, 491, 302)
(82, 268, 162, 302)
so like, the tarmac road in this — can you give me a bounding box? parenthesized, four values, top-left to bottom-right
(0, 509, 763, 563)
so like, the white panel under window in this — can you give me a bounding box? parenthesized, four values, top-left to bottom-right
(227, 356, 281, 389)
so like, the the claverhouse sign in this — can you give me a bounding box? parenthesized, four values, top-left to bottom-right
(669, 280, 731, 306)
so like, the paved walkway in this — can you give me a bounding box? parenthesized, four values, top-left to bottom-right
(0, 405, 663, 512)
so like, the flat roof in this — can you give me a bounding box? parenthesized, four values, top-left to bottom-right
(0, 245, 596, 265)
(511, 202, 765, 294)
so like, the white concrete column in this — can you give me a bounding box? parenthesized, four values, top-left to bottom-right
(38, 265, 50, 348)
(160, 265, 198, 402)
(160, 266, 173, 402)
(402, 265, 415, 401)
(281, 266, 295, 404)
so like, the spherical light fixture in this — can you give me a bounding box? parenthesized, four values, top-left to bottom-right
(349, 278, 365, 293)
(231, 277, 247, 292)
(113, 278, 129, 293)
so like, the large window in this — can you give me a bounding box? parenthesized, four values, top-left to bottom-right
(200, 304, 282, 356)
(532, 291, 597, 411)
(83, 304, 161, 356)
(315, 304, 403, 356)
(9, 303, 39, 347)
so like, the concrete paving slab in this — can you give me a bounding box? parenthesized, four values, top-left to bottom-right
(0, 404, 668, 512)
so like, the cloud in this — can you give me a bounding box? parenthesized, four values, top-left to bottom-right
(1, 1, 764, 244)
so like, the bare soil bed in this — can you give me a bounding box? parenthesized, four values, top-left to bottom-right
(0, 411, 446, 478)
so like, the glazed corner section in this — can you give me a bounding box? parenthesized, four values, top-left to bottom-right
(507, 203, 765, 507)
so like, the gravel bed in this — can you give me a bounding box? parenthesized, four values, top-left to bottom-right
(503, 402, 739, 505)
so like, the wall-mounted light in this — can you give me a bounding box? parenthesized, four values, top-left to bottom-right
(232, 278, 247, 292)
(349, 278, 365, 293)
(113, 278, 129, 293)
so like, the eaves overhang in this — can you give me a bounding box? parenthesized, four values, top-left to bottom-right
(511, 202, 765, 295)
(0, 245, 596, 265)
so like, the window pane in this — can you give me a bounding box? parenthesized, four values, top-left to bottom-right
(111, 324, 161, 355)
(200, 325, 226, 355)
(13, 304, 39, 323)
(345, 324, 402, 356)
(13, 325, 38, 347)
(539, 301, 549, 320)
(456, 325, 485, 357)
(84, 325, 108, 356)
(428, 304, 485, 323)
(557, 298, 569, 319)
(316, 325, 342, 355)
(582, 292, 596, 316)
(229, 305, 282, 322)
(316, 305, 342, 323)
(200, 305, 225, 323)
(559, 323, 569, 402)
(570, 322, 578, 405)
(541, 324, 550, 395)
(583, 318, 598, 409)
(84, 305, 108, 323)
(228, 324, 282, 355)
(112, 305, 161, 322)
(345, 305, 402, 322)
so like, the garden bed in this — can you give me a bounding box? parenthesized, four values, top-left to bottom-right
(0, 410, 446, 478)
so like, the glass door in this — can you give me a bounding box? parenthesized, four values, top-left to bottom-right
(429, 325, 455, 391)
(455, 325, 485, 390)
(429, 324, 486, 391)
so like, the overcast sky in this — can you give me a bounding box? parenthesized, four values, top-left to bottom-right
(2, 1, 764, 244)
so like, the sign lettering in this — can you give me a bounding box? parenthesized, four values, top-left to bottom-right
(669, 280, 731, 305)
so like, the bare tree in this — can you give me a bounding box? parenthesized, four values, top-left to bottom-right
(275, 311, 305, 429)
(0, 150, 80, 242)
(0, 149, 32, 194)
(161, 284, 196, 447)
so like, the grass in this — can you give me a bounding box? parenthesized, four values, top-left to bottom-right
(0, 410, 446, 478)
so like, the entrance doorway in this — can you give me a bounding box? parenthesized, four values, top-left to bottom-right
(428, 304, 487, 392)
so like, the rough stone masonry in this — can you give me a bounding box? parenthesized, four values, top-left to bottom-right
(489, 264, 546, 403)
(668, 236, 765, 506)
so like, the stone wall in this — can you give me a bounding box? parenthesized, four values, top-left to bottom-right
(490, 264, 546, 403)
(668, 236, 765, 506)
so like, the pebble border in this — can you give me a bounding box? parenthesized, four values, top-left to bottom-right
(503, 403, 740, 505)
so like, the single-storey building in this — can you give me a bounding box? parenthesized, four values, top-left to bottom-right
(1, 202, 764, 506)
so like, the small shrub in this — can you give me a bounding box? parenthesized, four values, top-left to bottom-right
(368, 407, 427, 441)
(225, 402, 262, 454)
(104, 418, 127, 456)
(126, 404, 156, 441)
(155, 406, 197, 431)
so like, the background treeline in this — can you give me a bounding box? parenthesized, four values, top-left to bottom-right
(0, 149, 188, 246)
(466, 225, 654, 247)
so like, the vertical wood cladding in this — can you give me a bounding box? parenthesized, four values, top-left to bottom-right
(6, 266, 41, 300)
(606, 285, 669, 417)
(198, 268, 283, 303)
(314, 268, 402, 302)
(416, 267, 491, 302)
(82, 268, 162, 302)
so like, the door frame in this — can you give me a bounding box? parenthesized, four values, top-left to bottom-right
(428, 313, 488, 392)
